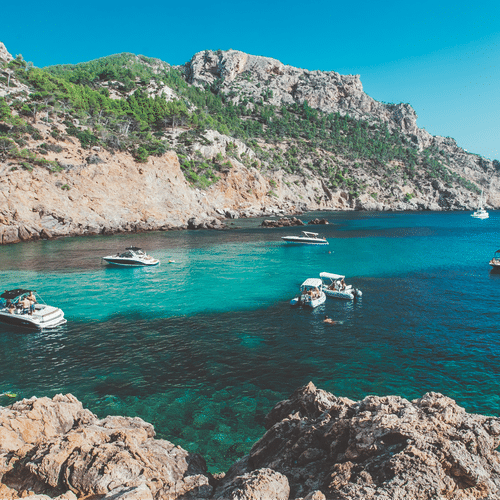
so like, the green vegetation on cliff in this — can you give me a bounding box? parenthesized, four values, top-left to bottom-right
(0, 52, 480, 195)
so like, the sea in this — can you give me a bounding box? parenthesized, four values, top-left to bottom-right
(0, 210, 499, 472)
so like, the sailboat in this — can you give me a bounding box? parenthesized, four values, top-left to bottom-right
(471, 190, 489, 219)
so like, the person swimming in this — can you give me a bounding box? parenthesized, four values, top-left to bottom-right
(324, 315, 336, 325)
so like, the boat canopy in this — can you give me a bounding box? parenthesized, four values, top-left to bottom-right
(1, 289, 32, 300)
(301, 278, 323, 288)
(320, 272, 345, 280)
(126, 247, 143, 251)
(302, 231, 319, 237)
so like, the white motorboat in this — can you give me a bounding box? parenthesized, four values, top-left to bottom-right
(0, 289, 66, 330)
(282, 231, 328, 245)
(489, 250, 500, 269)
(471, 190, 489, 219)
(290, 278, 326, 308)
(102, 247, 160, 267)
(320, 272, 362, 300)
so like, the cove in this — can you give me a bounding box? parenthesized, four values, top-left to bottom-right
(0, 210, 499, 472)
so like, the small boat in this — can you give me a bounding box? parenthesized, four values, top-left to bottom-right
(290, 278, 326, 308)
(102, 247, 160, 267)
(282, 231, 328, 245)
(320, 272, 362, 300)
(489, 250, 500, 269)
(471, 190, 489, 219)
(0, 289, 67, 330)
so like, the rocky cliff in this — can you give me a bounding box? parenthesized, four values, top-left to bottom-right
(1, 385, 499, 499)
(1, 42, 499, 245)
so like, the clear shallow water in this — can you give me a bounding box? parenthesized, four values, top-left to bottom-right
(1, 211, 500, 472)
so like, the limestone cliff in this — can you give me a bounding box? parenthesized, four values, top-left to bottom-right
(1, 42, 499, 245)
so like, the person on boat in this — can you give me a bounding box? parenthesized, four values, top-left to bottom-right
(27, 291, 36, 315)
(7, 302, 15, 314)
(324, 315, 336, 325)
(340, 278, 346, 290)
(21, 296, 31, 315)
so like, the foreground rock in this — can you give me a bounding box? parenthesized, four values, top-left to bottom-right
(1, 387, 500, 499)
(219, 382, 500, 499)
(0, 394, 211, 499)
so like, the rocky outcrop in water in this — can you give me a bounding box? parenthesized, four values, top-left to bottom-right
(308, 219, 329, 225)
(1, 387, 500, 499)
(261, 217, 304, 228)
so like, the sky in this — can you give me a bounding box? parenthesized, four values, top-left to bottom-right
(2, 0, 499, 160)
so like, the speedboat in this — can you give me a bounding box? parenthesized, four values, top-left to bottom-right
(489, 250, 500, 269)
(282, 231, 328, 245)
(102, 247, 160, 267)
(0, 289, 66, 330)
(320, 272, 362, 300)
(471, 190, 489, 219)
(290, 278, 326, 308)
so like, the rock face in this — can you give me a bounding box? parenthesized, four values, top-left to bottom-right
(1, 388, 500, 499)
(0, 42, 13, 63)
(185, 50, 426, 144)
(0, 394, 211, 500)
(218, 382, 500, 499)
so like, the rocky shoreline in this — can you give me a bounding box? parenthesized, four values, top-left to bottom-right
(1, 383, 499, 499)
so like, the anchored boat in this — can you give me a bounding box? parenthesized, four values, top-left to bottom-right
(471, 190, 489, 219)
(489, 250, 500, 269)
(0, 289, 66, 330)
(102, 247, 160, 267)
(320, 272, 362, 300)
(290, 278, 326, 308)
(281, 231, 328, 245)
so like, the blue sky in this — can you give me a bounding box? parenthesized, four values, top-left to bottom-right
(2, 0, 499, 160)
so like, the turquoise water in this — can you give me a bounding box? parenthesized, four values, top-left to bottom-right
(1, 211, 500, 472)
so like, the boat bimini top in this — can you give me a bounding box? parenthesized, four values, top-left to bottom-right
(300, 278, 323, 290)
(319, 272, 345, 281)
(1, 289, 34, 303)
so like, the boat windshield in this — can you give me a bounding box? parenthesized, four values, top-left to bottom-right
(119, 251, 135, 258)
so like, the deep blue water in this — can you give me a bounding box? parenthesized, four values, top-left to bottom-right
(1, 211, 499, 472)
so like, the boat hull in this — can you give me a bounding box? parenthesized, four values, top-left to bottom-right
(323, 287, 362, 300)
(281, 237, 328, 245)
(102, 257, 160, 267)
(0, 306, 66, 330)
(290, 292, 326, 308)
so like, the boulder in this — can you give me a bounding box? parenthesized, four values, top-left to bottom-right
(213, 468, 289, 500)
